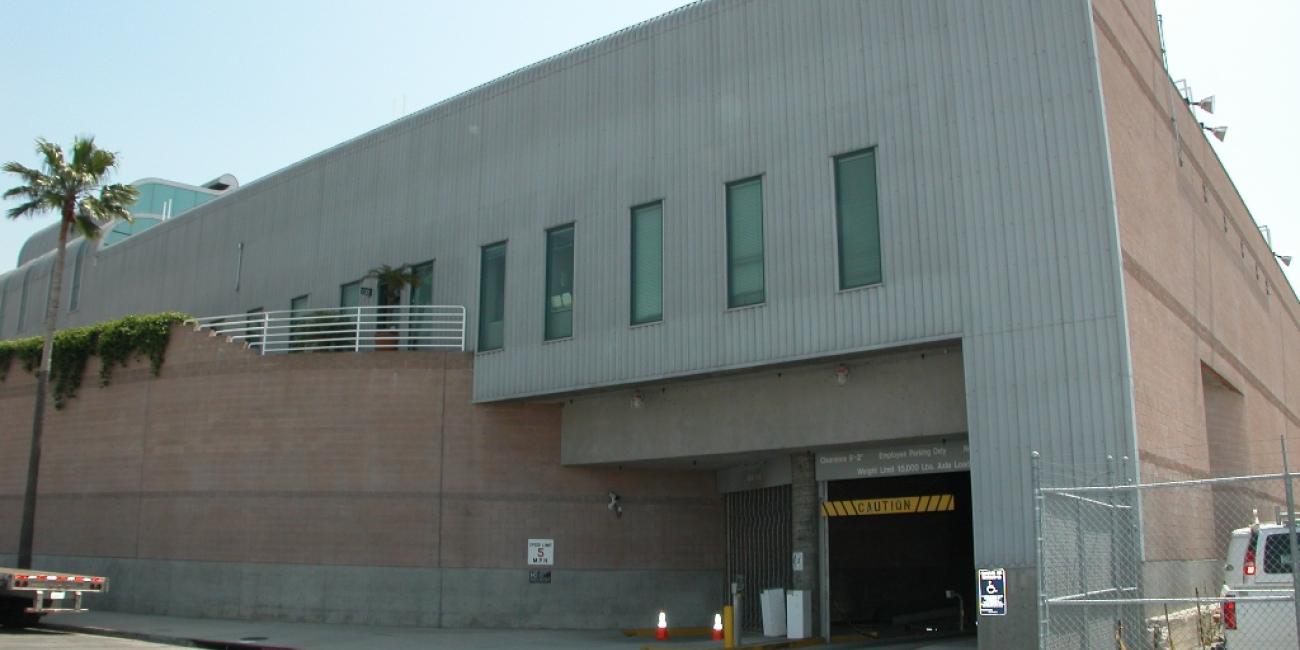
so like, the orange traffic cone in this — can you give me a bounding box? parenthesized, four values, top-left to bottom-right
(656, 610, 669, 641)
(712, 612, 724, 640)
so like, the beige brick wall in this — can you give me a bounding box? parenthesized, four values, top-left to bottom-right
(1094, 0, 1300, 479)
(1094, 0, 1299, 565)
(0, 326, 722, 572)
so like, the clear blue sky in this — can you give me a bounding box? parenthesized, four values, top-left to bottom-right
(1, 1, 1296, 290)
(0, 0, 693, 263)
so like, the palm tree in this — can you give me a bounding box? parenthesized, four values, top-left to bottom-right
(3, 137, 137, 569)
(366, 263, 422, 307)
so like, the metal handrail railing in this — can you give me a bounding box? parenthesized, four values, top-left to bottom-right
(189, 305, 466, 353)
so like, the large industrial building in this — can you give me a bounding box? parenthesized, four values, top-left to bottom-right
(1, 1, 1296, 647)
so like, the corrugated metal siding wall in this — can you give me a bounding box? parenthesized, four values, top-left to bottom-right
(0, 0, 1132, 565)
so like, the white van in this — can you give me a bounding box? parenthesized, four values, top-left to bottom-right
(1221, 518, 1298, 648)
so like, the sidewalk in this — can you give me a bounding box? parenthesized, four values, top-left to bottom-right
(40, 611, 976, 650)
(42, 611, 644, 649)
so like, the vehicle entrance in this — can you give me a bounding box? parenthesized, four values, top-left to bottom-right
(826, 471, 975, 640)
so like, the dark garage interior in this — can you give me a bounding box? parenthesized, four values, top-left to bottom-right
(827, 471, 976, 640)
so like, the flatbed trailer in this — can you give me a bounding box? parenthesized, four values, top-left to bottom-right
(0, 567, 108, 627)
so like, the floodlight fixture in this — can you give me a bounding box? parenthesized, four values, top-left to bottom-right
(1176, 78, 1216, 114)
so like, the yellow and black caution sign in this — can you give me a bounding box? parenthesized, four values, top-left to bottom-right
(821, 494, 956, 517)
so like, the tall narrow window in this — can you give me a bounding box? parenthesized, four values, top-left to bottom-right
(247, 306, 266, 350)
(410, 260, 434, 349)
(478, 242, 507, 351)
(290, 294, 309, 349)
(726, 177, 765, 308)
(16, 269, 30, 332)
(339, 281, 362, 308)
(410, 261, 434, 306)
(835, 148, 882, 289)
(339, 281, 362, 350)
(0, 280, 7, 337)
(42, 271, 53, 323)
(69, 244, 85, 311)
(544, 225, 575, 340)
(630, 202, 663, 325)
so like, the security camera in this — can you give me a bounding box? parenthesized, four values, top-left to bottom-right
(607, 491, 623, 518)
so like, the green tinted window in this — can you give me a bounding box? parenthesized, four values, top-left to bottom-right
(544, 225, 574, 340)
(289, 294, 309, 347)
(630, 203, 663, 324)
(835, 149, 882, 289)
(340, 281, 361, 308)
(148, 185, 175, 215)
(409, 261, 435, 348)
(16, 269, 30, 331)
(69, 244, 85, 311)
(131, 184, 156, 215)
(726, 178, 765, 308)
(129, 183, 215, 217)
(170, 188, 196, 215)
(411, 261, 434, 305)
(101, 217, 162, 248)
(478, 242, 507, 351)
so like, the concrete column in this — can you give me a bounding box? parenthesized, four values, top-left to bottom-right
(790, 451, 819, 636)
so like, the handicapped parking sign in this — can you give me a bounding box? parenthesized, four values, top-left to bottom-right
(978, 568, 1007, 616)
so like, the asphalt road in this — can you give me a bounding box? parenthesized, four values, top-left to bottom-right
(0, 628, 176, 648)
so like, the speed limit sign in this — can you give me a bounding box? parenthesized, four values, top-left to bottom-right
(528, 539, 554, 566)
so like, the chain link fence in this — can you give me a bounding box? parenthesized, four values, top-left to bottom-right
(1034, 441, 1300, 649)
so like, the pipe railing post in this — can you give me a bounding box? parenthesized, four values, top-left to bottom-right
(262, 312, 270, 355)
(354, 306, 362, 352)
(1280, 435, 1300, 645)
(1033, 450, 1048, 650)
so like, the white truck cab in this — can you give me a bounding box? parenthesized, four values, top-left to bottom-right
(1221, 514, 1298, 648)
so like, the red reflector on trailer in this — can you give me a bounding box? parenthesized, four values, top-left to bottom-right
(1224, 599, 1237, 629)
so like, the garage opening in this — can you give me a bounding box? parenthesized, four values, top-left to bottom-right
(826, 471, 975, 640)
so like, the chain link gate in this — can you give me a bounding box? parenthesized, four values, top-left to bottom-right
(1034, 440, 1300, 649)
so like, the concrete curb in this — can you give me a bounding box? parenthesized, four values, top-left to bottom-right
(640, 636, 828, 650)
(41, 621, 301, 650)
(622, 626, 713, 638)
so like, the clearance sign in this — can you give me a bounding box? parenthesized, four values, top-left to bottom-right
(821, 494, 956, 517)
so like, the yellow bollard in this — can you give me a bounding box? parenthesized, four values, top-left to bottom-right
(723, 604, 735, 648)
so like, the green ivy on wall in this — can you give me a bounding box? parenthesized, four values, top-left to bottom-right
(0, 312, 189, 408)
